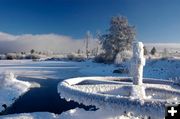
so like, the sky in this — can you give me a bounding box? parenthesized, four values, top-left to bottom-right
(0, 0, 180, 53)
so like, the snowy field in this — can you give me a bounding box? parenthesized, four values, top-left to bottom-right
(0, 58, 180, 118)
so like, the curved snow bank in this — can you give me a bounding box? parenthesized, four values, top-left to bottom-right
(58, 77, 180, 119)
(0, 72, 31, 112)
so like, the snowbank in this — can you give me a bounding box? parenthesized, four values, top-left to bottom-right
(0, 72, 31, 112)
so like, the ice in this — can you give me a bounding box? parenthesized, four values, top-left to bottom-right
(0, 57, 180, 118)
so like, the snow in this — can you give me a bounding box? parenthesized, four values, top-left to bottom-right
(0, 58, 180, 118)
(129, 42, 146, 99)
(0, 112, 57, 119)
(130, 42, 145, 85)
(144, 58, 180, 79)
(130, 85, 146, 99)
(0, 72, 31, 112)
(60, 108, 141, 119)
(58, 78, 167, 118)
(0, 60, 79, 80)
(78, 61, 117, 76)
(0, 108, 141, 119)
(57, 75, 180, 119)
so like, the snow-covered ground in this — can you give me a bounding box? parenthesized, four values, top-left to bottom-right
(144, 58, 180, 79)
(0, 58, 180, 118)
(0, 72, 31, 112)
(1, 58, 179, 80)
(82, 58, 180, 80)
(0, 108, 138, 119)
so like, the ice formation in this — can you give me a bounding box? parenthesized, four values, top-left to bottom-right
(130, 41, 145, 85)
(129, 41, 146, 99)
(58, 77, 173, 119)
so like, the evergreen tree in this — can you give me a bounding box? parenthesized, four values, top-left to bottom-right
(150, 47, 156, 55)
(99, 16, 135, 62)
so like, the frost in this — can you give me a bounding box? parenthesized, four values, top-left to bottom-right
(57, 76, 177, 119)
(130, 41, 145, 85)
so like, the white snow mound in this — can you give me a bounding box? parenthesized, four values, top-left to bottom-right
(0, 72, 31, 112)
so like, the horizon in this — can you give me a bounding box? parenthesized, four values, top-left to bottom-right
(0, 31, 180, 54)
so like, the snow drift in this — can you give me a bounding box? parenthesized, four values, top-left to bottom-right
(0, 72, 31, 112)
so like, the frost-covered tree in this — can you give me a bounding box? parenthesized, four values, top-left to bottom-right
(99, 16, 136, 62)
(114, 50, 132, 64)
(150, 47, 156, 55)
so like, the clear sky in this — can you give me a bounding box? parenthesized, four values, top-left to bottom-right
(0, 0, 180, 43)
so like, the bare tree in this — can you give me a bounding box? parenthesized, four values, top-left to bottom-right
(85, 31, 91, 58)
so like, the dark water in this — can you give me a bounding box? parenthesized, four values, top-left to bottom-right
(1, 62, 96, 115)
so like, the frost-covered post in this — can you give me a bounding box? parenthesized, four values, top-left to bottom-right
(131, 41, 146, 85)
(130, 41, 146, 98)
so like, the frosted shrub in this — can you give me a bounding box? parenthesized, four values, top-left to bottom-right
(115, 50, 132, 64)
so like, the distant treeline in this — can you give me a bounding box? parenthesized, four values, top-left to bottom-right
(0, 53, 41, 60)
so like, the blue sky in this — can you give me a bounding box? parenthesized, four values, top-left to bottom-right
(0, 0, 180, 43)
